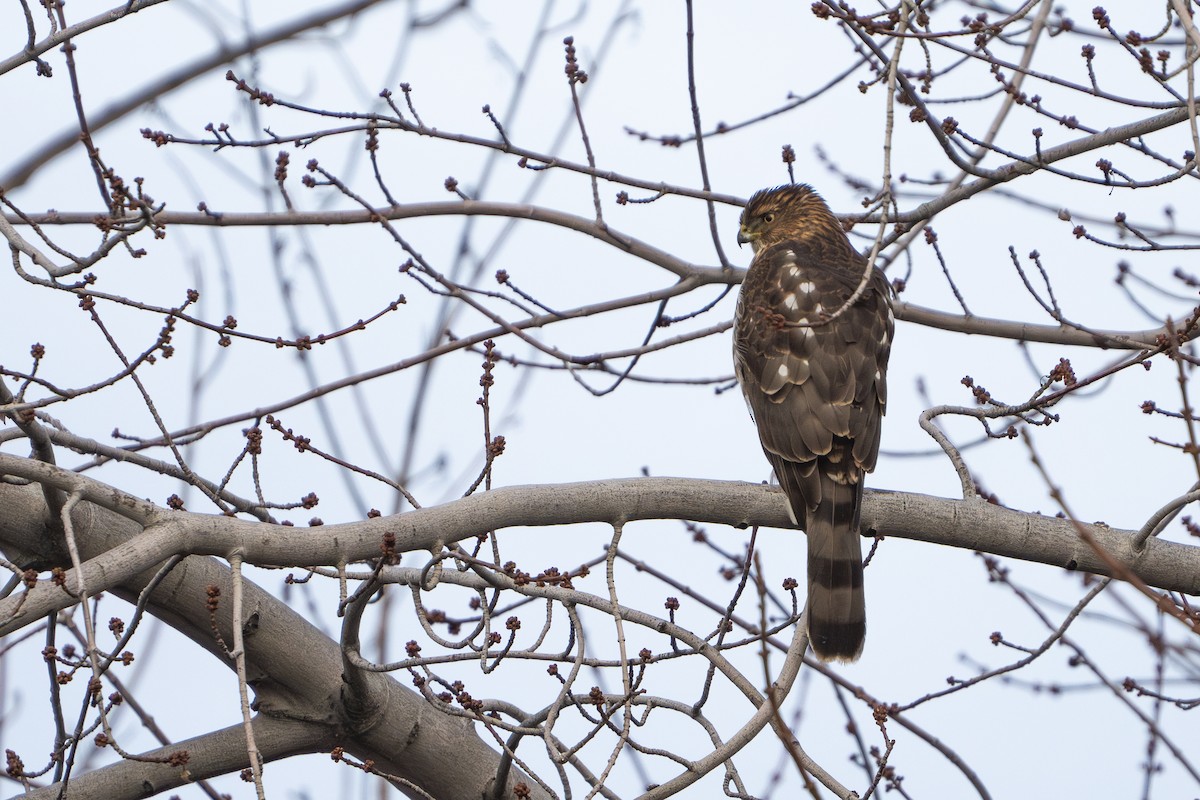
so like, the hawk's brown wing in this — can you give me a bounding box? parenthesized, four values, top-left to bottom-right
(733, 240, 892, 661)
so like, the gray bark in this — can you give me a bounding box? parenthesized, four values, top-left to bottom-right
(1, 454, 1196, 798)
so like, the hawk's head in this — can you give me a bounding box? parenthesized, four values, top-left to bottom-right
(737, 183, 843, 255)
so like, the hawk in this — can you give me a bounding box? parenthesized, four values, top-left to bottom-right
(733, 184, 893, 662)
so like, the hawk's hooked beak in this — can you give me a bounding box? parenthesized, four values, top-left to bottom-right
(736, 229, 750, 248)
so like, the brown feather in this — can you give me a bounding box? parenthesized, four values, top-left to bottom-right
(733, 184, 893, 662)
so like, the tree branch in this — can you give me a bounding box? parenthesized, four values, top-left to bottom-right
(0, 0, 387, 190)
(14, 717, 332, 800)
(1, 457, 1196, 634)
(8, 204, 1191, 350)
(0, 472, 549, 800)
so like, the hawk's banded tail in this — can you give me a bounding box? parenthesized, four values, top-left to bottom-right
(789, 465, 866, 662)
(768, 455, 864, 662)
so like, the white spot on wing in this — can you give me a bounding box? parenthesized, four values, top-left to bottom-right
(798, 281, 815, 294)
(784, 294, 798, 310)
(777, 363, 789, 378)
(813, 303, 824, 314)
(787, 266, 800, 278)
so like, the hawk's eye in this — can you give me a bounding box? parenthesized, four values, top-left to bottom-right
(763, 212, 776, 224)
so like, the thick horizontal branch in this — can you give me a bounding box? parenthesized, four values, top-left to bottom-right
(0, 464, 1193, 796)
(1, 458, 1195, 623)
(865, 488, 1200, 595)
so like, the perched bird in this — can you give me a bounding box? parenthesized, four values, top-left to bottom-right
(733, 184, 893, 662)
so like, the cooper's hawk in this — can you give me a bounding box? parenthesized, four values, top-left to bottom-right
(733, 184, 893, 662)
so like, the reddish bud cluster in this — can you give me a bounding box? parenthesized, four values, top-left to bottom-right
(563, 36, 587, 84)
(1049, 358, 1077, 386)
(205, 585, 220, 613)
(1135, 47, 1154, 73)
(5, 750, 24, 779)
(225, 70, 275, 105)
(380, 531, 398, 565)
(140, 128, 172, 147)
(960, 375, 992, 404)
(244, 426, 262, 456)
